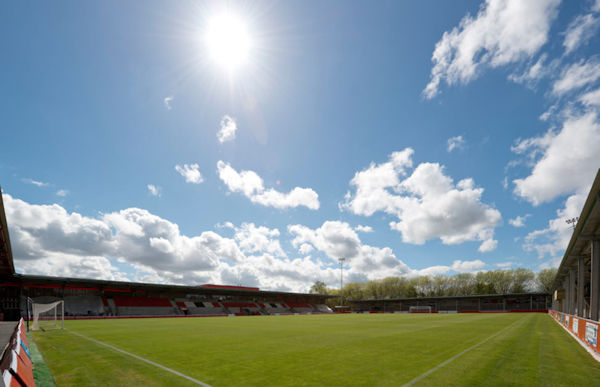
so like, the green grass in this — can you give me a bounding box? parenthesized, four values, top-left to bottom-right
(32, 313, 600, 386)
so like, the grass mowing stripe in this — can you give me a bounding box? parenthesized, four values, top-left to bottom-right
(66, 329, 211, 387)
(402, 316, 524, 386)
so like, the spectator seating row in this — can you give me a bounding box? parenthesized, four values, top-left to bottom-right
(26, 296, 333, 317)
(112, 296, 179, 316)
(286, 302, 314, 313)
(263, 303, 292, 314)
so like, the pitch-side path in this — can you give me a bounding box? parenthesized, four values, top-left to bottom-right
(67, 329, 212, 387)
(402, 317, 524, 386)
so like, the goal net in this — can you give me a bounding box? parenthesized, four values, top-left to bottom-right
(31, 300, 64, 331)
(409, 306, 432, 313)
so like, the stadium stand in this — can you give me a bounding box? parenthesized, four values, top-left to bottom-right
(64, 295, 104, 316)
(222, 302, 262, 315)
(550, 169, 600, 355)
(184, 301, 227, 316)
(112, 296, 178, 316)
(314, 304, 333, 313)
(263, 303, 291, 314)
(286, 302, 314, 313)
(0, 319, 34, 387)
(350, 293, 549, 313)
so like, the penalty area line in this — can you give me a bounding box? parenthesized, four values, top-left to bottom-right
(402, 318, 523, 386)
(66, 329, 211, 386)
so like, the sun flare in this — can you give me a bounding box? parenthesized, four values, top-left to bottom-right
(205, 13, 253, 72)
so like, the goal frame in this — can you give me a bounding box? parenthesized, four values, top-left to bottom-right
(409, 305, 432, 313)
(30, 299, 64, 331)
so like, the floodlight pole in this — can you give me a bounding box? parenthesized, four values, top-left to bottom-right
(339, 257, 346, 307)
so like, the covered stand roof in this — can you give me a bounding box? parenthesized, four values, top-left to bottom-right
(552, 169, 600, 291)
(0, 188, 15, 276)
(2, 273, 332, 300)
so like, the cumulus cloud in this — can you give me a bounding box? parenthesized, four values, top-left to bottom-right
(230, 222, 286, 258)
(3, 193, 287, 287)
(447, 135, 466, 152)
(524, 193, 585, 258)
(56, 189, 68, 197)
(562, 13, 600, 55)
(354, 225, 373, 233)
(3, 192, 496, 291)
(552, 59, 600, 95)
(22, 178, 49, 187)
(342, 148, 501, 251)
(424, 0, 560, 98)
(217, 115, 237, 143)
(175, 164, 204, 184)
(147, 184, 161, 197)
(164, 95, 174, 110)
(288, 220, 412, 280)
(450, 259, 486, 273)
(509, 214, 530, 228)
(512, 112, 600, 205)
(217, 161, 319, 210)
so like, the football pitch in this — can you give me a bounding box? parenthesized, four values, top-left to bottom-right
(33, 313, 600, 386)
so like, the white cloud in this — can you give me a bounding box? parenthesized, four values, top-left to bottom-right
(22, 178, 49, 187)
(508, 54, 552, 86)
(217, 115, 238, 144)
(147, 184, 161, 197)
(513, 112, 600, 205)
(552, 59, 600, 95)
(164, 95, 173, 110)
(496, 261, 514, 268)
(2, 192, 497, 291)
(288, 220, 412, 280)
(232, 222, 286, 257)
(424, 0, 560, 98)
(451, 259, 486, 273)
(56, 189, 68, 197)
(524, 193, 585, 258)
(354, 225, 373, 233)
(478, 239, 498, 253)
(509, 214, 530, 228)
(1, 192, 346, 292)
(447, 135, 466, 152)
(342, 149, 501, 251)
(298, 243, 314, 255)
(563, 13, 600, 55)
(175, 164, 204, 184)
(217, 161, 319, 210)
(579, 88, 600, 106)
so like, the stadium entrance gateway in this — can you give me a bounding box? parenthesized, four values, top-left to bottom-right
(550, 169, 600, 356)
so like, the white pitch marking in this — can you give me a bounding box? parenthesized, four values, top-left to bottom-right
(67, 329, 211, 386)
(402, 317, 523, 386)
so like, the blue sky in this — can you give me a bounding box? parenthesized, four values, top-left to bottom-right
(1, 0, 599, 291)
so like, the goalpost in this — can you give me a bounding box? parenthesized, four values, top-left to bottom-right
(30, 300, 64, 331)
(409, 305, 432, 313)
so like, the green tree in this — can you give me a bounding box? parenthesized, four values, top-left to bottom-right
(511, 268, 535, 293)
(309, 280, 328, 294)
(536, 268, 558, 293)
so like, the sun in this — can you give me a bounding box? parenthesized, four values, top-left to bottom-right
(205, 12, 253, 72)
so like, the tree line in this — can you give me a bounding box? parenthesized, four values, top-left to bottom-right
(310, 268, 557, 306)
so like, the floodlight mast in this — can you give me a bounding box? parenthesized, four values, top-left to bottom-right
(565, 217, 579, 230)
(339, 257, 346, 307)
